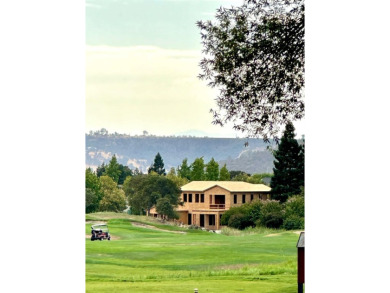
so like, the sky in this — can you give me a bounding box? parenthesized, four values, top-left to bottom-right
(86, 0, 305, 138)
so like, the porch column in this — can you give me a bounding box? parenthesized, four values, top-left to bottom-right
(216, 212, 220, 230)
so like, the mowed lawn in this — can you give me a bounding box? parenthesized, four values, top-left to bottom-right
(86, 213, 301, 293)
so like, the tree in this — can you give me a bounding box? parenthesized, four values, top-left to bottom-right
(96, 162, 106, 177)
(219, 164, 230, 181)
(156, 197, 179, 220)
(85, 188, 99, 214)
(190, 157, 205, 181)
(270, 122, 304, 202)
(148, 152, 166, 176)
(118, 164, 133, 185)
(230, 170, 250, 182)
(282, 195, 304, 230)
(99, 188, 127, 212)
(85, 168, 103, 213)
(123, 174, 148, 215)
(177, 158, 191, 180)
(167, 167, 189, 189)
(104, 155, 121, 183)
(99, 175, 127, 212)
(247, 173, 273, 184)
(197, 0, 304, 141)
(258, 200, 284, 228)
(125, 174, 181, 215)
(205, 158, 220, 180)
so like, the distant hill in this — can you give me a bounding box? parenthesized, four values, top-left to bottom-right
(86, 134, 276, 174)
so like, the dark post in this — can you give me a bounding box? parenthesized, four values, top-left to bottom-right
(297, 232, 305, 293)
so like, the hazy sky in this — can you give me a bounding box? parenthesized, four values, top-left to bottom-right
(86, 0, 305, 138)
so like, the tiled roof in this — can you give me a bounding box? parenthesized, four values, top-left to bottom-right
(181, 181, 271, 193)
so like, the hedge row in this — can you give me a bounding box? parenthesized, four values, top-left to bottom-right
(221, 196, 304, 230)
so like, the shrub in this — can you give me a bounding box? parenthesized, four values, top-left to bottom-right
(228, 213, 252, 230)
(282, 195, 304, 229)
(283, 215, 304, 230)
(284, 196, 304, 218)
(258, 200, 284, 228)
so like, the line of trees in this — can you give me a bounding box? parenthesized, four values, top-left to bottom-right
(86, 123, 304, 227)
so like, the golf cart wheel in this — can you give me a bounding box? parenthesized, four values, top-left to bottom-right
(108, 237, 111, 241)
(99, 237, 103, 241)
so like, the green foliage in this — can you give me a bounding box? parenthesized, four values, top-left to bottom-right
(190, 157, 205, 180)
(166, 168, 189, 189)
(205, 157, 219, 180)
(258, 200, 284, 228)
(284, 196, 304, 219)
(197, 0, 304, 141)
(85, 168, 103, 213)
(85, 168, 103, 201)
(271, 122, 304, 202)
(231, 171, 250, 182)
(104, 155, 121, 183)
(123, 174, 148, 215)
(96, 162, 106, 177)
(156, 197, 179, 220)
(282, 195, 304, 230)
(85, 188, 99, 213)
(125, 174, 181, 215)
(177, 158, 191, 180)
(99, 188, 127, 212)
(221, 201, 264, 230)
(219, 164, 230, 181)
(148, 152, 166, 175)
(228, 213, 252, 230)
(118, 164, 133, 185)
(98, 175, 127, 212)
(247, 173, 273, 184)
(282, 215, 304, 230)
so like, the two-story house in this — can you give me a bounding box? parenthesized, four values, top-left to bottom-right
(150, 181, 271, 230)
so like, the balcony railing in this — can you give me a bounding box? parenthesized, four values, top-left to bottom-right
(209, 204, 225, 209)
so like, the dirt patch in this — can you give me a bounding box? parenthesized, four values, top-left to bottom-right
(131, 222, 186, 234)
(294, 230, 304, 235)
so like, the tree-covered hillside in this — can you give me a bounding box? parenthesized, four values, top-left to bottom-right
(86, 134, 275, 174)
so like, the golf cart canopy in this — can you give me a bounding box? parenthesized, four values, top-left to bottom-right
(91, 224, 109, 231)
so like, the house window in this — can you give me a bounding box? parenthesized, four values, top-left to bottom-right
(209, 215, 216, 226)
(251, 194, 254, 201)
(195, 194, 199, 203)
(242, 194, 246, 203)
(200, 194, 204, 202)
(183, 194, 187, 202)
(189, 194, 192, 202)
(234, 194, 237, 204)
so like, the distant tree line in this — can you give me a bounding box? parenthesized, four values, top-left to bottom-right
(86, 123, 304, 231)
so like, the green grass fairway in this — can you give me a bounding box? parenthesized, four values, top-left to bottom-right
(86, 213, 300, 293)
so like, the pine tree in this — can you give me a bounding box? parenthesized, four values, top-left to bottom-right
(270, 122, 304, 202)
(148, 152, 166, 176)
(105, 155, 121, 183)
